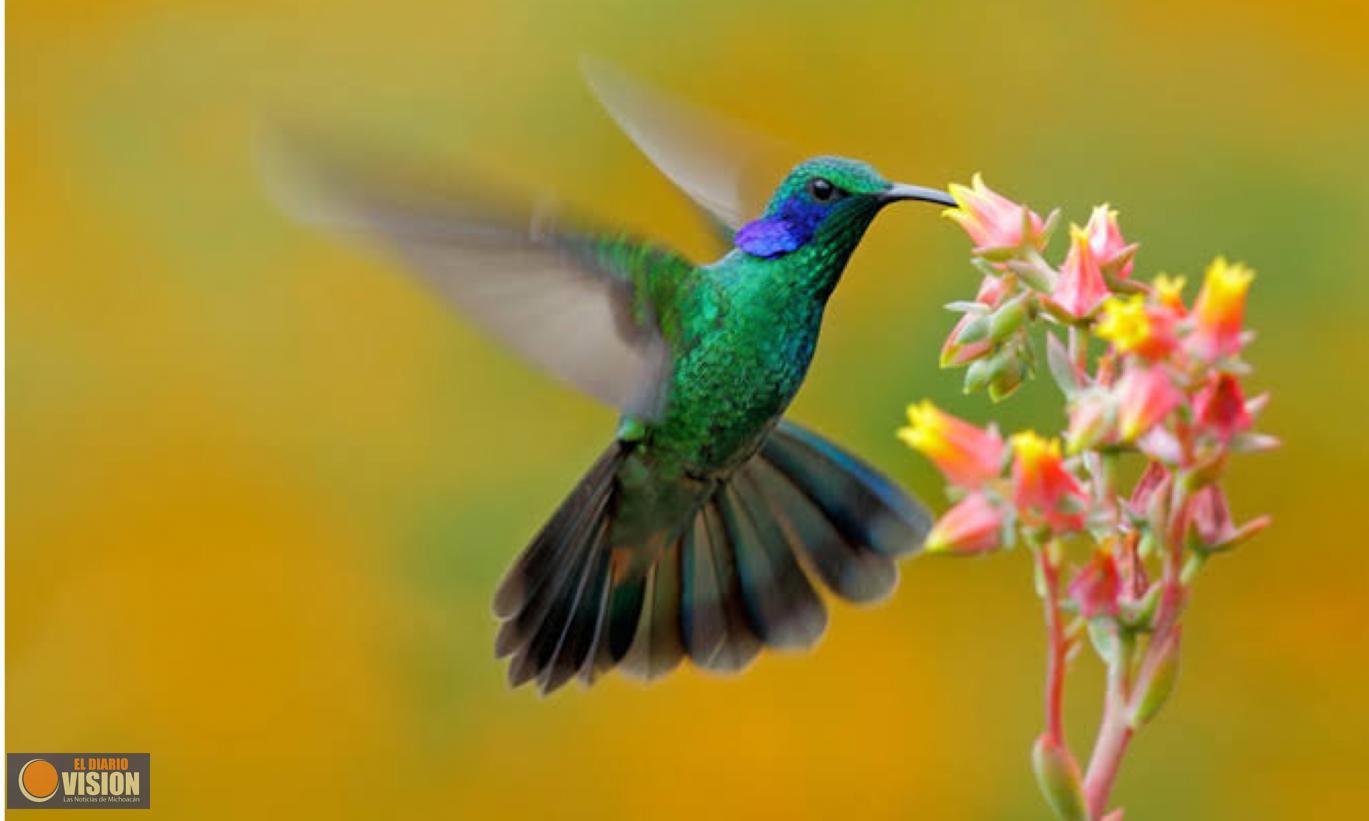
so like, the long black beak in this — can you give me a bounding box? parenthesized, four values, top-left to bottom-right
(881, 182, 956, 207)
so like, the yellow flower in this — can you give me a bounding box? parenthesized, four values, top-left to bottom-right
(943, 173, 1047, 254)
(1095, 294, 1176, 359)
(898, 400, 1005, 488)
(1010, 430, 1059, 465)
(1153, 274, 1186, 312)
(1191, 257, 1255, 359)
(1095, 296, 1150, 353)
(1009, 432, 1087, 532)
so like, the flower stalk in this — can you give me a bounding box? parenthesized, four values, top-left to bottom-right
(1038, 541, 1069, 745)
(1082, 644, 1134, 818)
(910, 176, 1276, 819)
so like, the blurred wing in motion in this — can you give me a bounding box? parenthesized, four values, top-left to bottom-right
(261, 132, 692, 421)
(581, 56, 797, 241)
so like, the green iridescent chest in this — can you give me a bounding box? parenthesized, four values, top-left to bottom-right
(643, 251, 829, 475)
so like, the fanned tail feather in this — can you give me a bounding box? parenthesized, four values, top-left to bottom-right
(740, 456, 899, 604)
(718, 473, 827, 650)
(492, 419, 931, 693)
(679, 500, 764, 672)
(618, 539, 685, 681)
(493, 444, 625, 694)
(758, 419, 930, 558)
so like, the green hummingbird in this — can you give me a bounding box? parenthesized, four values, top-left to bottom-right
(265, 62, 954, 695)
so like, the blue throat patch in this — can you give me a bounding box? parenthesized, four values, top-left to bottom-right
(735, 195, 827, 258)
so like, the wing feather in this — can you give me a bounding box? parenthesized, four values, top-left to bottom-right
(581, 56, 796, 235)
(261, 132, 686, 420)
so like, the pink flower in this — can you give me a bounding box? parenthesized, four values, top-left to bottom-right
(1194, 372, 1252, 441)
(1127, 462, 1171, 521)
(898, 401, 1005, 488)
(1083, 205, 1137, 279)
(1011, 432, 1089, 532)
(1189, 257, 1254, 360)
(1069, 549, 1121, 619)
(1050, 226, 1110, 319)
(1115, 534, 1151, 602)
(944, 174, 1048, 256)
(1094, 295, 1177, 360)
(1114, 364, 1183, 442)
(1136, 425, 1184, 465)
(925, 492, 1004, 555)
(1189, 485, 1272, 552)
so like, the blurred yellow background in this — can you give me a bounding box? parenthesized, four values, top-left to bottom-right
(9, 1, 1369, 817)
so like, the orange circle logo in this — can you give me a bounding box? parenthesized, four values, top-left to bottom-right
(18, 758, 59, 802)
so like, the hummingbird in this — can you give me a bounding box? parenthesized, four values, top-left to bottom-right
(265, 61, 953, 695)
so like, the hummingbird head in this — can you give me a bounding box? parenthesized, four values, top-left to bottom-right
(734, 156, 953, 259)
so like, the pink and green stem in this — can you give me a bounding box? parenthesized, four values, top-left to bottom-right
(1082, 637, 1134, 818)
(1039, 544, 1070, 746)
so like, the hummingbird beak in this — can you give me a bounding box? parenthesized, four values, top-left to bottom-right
(880, 183, 956, 207)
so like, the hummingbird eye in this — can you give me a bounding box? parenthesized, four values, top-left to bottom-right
(808, 177, 844, 202)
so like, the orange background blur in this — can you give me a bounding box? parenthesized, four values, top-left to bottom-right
(8, 1, 1369, 818)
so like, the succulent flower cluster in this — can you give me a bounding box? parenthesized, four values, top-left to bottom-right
(902, 176, 1276, 820)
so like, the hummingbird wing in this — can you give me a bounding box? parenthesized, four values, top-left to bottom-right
(581, 56, 798, 240)
(262, 134, 690, 421)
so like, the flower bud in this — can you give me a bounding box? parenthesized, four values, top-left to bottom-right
(963, 356, 994, 394)
(941, 275, 1013, 368)
(1083, 204, 1138, 279)
(1194, 372, 1252, 442)
(989, 294, 1030, 342)
(1069, 548, 1122, 619)
(1189, 257, 1254, 360)
(1049, 225, 1110, 320)
(943, 173, 1048, 256)
(898, 401, 1005, 488)
(1114, 364, 1183, 443)
(941, 313, 993, 368)
(924, 492, 1004, 555)
(988, 351, 1026, 402)
(975, 272, 1008, 305)
(1188, 485, 1272, 553)
(954, 312, 991, 345)
(1032, 735, 1088, 821)
(1128, 628, 1181, 728)
(1120, 580, 1162, 630)
(1191, 485, 1234, 545)
(1129, 463, 1173, 537)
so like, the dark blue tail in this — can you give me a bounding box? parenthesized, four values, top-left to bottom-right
(492, 419, 931, 694)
